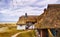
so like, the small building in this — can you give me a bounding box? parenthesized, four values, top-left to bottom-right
(17, 13, 38, 30)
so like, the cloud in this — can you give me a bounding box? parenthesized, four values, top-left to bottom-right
(55, 0, 60, 4)
(0, 0, 11, 10)
(0, 0, 59, 22)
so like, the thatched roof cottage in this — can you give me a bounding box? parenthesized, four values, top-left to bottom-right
(17, 13, 38, 30)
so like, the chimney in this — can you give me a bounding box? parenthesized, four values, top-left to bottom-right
(44, 9, 46, 12)
(25, 13, 27, 18)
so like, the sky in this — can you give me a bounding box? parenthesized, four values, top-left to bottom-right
(0, 0, 60, 22)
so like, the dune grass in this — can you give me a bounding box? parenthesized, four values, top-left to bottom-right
(0, 27, 21, 37)
(0, 23, 36, 37)
(17, 30, 36, 37)
(0, 30, 36, 37)
(0, 26, 36, 37)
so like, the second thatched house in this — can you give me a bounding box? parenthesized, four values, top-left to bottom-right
(17, 13, 38, 30)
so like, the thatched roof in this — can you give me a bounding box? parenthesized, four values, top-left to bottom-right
(35, 4, 60, 29)
(17, 15, 38, 25)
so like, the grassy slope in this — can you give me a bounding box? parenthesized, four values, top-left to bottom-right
(0, 27, 21, 37)
(0, 23, 36, 37)
(0, 29, 36, 37)
(17, 30, 36, 37)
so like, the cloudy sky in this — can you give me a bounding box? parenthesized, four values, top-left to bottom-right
(0, 0, 60, 22)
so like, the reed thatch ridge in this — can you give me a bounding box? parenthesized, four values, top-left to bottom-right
(35, 4, 60, 29)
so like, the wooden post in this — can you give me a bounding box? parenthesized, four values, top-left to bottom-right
(37, 29, 48, 37)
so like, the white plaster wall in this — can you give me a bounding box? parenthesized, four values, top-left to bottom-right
(17, 25, 26, 30)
